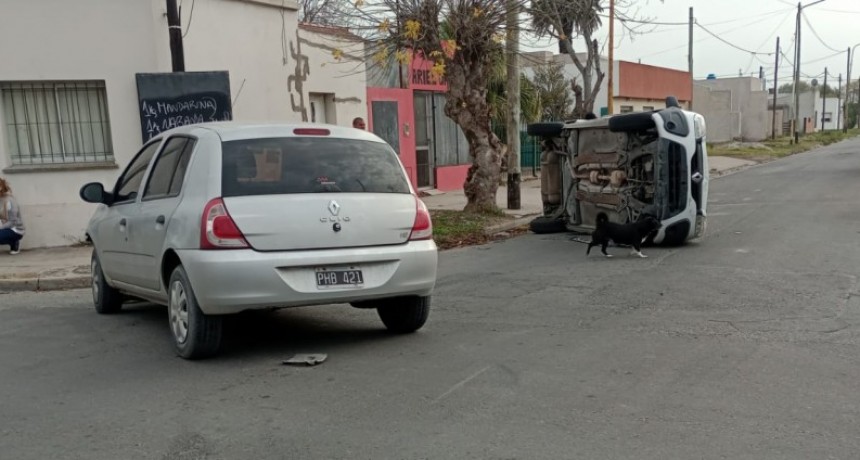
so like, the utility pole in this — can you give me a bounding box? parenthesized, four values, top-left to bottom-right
(845, 46, 854, 133)
(837, 73, 842, 130)
(166, 0, 185, 72)
(793, 2, 801, 143)
(793, 0, 828, 141)
(821, 67, 828, 130)
(773, 37, 780, 139)
(607, 0, 615, 115)
(505, 0, 521, 210)
(689, 7, 694, 110)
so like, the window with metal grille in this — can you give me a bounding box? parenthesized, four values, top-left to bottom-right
(1, 81, 114, 165)
(620, 105, 634, 114)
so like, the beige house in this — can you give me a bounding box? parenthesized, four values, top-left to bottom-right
(694, 77, 769, 143)
(0, 0, 367, 248)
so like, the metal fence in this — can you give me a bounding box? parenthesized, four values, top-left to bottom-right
(492, 122, 543, 176)
(0, 81, 114, 165)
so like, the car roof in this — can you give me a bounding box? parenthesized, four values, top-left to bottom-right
(154, 122, 386, 143)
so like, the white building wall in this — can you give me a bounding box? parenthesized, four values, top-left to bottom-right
(818, 97, 842, 131)
(179, 0, 303, 123)
(297, 27, 368, 127)
(776, 92, 843, 132)
(694, 77, 768, 142)
(0, 1, 377, 249)
(0, 0, 170, 248)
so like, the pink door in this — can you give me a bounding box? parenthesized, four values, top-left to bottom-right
(366, 88, 417, 189)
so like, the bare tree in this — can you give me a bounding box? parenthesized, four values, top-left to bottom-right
(528, 0, 660, 118)
(529, 0, 604, 118)
(300, 0, 362, 26)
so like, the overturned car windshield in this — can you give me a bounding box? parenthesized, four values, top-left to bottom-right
(221, 137, 411, 197)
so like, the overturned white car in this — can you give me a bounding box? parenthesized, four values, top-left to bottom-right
(527, 99, 709, 246)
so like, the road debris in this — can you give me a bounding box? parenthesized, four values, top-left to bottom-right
(282, 354, 328, 366)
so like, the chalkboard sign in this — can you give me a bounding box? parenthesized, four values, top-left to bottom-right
(135, 71, 232, 142)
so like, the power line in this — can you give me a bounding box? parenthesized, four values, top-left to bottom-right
(605, 6, 793, 27)
(182, 0, 196, 38)
(753, 11, 793, 52)
(802, 50, 845, 65)
(695, 21, 775, 56)
(818, 8, 860, 15)
(780, 48, 794, 68)
(801, 12, 842, 53)
(637, 11, 791, 60)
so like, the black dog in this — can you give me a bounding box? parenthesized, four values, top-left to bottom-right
(586, 213, 662, 258)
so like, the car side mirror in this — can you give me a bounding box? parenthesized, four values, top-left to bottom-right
(80, 182, 110, 204)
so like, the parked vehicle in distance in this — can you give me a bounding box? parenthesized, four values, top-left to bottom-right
(80, 123, 438, 359)
(527, 98, 709, 246)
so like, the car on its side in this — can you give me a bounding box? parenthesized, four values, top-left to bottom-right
(527, 98, 709, 245)
(80, 123, 438, 359)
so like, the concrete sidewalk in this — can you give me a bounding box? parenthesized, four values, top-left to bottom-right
(0, 156, 757, 293)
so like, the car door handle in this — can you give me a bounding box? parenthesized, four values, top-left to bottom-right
(156, 215, 166, 225)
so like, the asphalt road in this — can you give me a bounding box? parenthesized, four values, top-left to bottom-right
(2, 139, 860, 459)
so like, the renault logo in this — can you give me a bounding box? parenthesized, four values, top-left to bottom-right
(328, 200, 341, 216)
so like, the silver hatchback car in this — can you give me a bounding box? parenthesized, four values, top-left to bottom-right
(80, 123, 438, 359)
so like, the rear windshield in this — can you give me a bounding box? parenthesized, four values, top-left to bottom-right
(221, 137, 411, 197)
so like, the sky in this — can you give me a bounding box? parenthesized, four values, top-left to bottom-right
(523, 0, 860, 88)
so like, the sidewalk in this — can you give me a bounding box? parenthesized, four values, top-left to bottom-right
(0, 156, 755, 293)
(0, 245, 92, 292)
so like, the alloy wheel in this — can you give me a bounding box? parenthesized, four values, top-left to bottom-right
(169, 280, 189, 344)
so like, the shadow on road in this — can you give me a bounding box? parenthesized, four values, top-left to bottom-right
(117, 301, 406, 361)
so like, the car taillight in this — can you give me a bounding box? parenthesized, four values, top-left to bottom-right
(409, 197, 433, 241)
(293, 128, 330, 136)
(200, 198, 249, 249)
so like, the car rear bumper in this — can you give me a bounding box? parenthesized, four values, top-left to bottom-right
(176, 241, 438, 315)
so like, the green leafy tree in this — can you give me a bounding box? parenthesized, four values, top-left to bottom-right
(531, 61, 573, 121)
(778, 81, 812, 94)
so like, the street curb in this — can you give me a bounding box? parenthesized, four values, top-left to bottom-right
(484, 214, 538, 235)
(0, 275, 90, 293)
(710, 161, 765, 179)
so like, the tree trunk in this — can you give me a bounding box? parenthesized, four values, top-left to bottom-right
(564, 36, 604, 118)
(444, 61, 502, 213)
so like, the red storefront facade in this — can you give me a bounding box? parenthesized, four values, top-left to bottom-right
(366, 55, 470, 192)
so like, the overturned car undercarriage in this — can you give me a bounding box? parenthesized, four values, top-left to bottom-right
(540, 125, 660, 231)
(530, 102, 710, 246)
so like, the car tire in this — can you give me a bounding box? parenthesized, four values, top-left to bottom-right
(91, 250, 123, 314)
(377, 296, 431, 333)
(529, 216, 567, 234)
(659, 220, 691, 247)
(527, 122, 564, 137)
(168, 265, 223, 360)
(608, 112, 655, 132)
(659, 232, 688, 247)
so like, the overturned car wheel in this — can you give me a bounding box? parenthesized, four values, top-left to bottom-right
(608, 112, 655, 132)
(529, 216, 567, 234)
(527, 122, 564, 137)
